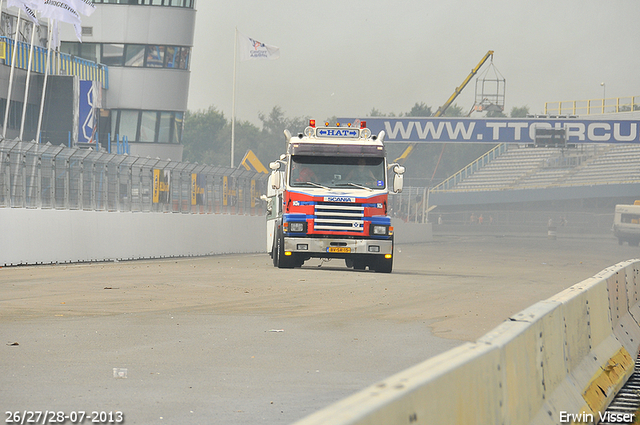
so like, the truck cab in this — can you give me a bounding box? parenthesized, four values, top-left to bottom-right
(264, 120, 405, 272)
(613, 202, 640, 246)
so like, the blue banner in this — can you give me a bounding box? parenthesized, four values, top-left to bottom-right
(78, 80, 98, 144)
(338, 117, 640, 144)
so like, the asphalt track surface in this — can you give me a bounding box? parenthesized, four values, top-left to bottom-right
(1, 234, 638, 424)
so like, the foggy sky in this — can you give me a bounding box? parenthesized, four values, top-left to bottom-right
(188, 0, 640, 126)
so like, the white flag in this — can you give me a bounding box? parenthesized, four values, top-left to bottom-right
(36, 0, 82, 41)
(37, 0, 81, 26)
(65, 0, 96, 16)
(7, 0, 40, 25)
(237, 31, 280, 61)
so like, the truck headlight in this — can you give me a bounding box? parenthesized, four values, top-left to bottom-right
(289, 222, 307, 233)
(371, 225, 388, 236)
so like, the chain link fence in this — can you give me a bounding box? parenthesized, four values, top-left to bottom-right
(0, 139, 268, 215)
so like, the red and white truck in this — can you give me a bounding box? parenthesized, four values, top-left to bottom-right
(264, 120, 405, 272)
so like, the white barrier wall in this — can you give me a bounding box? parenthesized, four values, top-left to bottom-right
(0, 210, 432, 266)
(391, 219, 433, 243)
(0, 209, 266, 266)
(295, 259, 640, 425)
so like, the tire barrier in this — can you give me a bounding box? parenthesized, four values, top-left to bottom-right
(294, 259, 640, 425)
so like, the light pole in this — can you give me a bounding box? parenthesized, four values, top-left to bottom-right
(601, 82, 606, 113)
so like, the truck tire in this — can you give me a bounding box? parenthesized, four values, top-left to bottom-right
(374, 236, 394, 273)
(374, 255, 393, 273)
(271, 234, 279, 266)
(276, 229, 296, 269)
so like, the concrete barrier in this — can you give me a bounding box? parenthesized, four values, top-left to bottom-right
(0, 208, 266, 266)
(0, 210, 433, 266)
(391, 219, 433, 243)
(294, 259, 640, 425)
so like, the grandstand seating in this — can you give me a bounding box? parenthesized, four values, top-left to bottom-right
(434, 144, 640, 192)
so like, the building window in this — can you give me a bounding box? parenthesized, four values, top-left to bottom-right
(157, 112, 172, 143)
(111, 109, 183, 144)
(145, 45, 165, 68)
(60, 42, 101, 63)
(139, 111, 157, 142)
(124, 44, 145, 67)
(118, 110, 139, 141)
(165, 46, 178, 68)
(92, 0, 195, 7)
(173, 111, 183, 143)
(178, 47, 189, 69)
(62, 41, 190, 70)
(102, 43, 124, 66)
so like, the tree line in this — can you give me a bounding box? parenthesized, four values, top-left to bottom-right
(182, 103, 530, 186)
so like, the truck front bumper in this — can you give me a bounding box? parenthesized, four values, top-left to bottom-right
(283, 236, 393, 256)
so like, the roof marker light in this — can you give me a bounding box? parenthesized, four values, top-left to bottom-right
(361, 121, 367, 129)
(347, 123, 352, 127)
(309, 119, 316, 128)
(325, 122, 329, 127)
(336, 122, 340, 127)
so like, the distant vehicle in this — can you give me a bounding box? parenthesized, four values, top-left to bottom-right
(263, 120, 405, 272)
(613, 201, 640, 246)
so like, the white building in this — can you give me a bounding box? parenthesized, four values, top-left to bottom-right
(59, 0, 197, 160)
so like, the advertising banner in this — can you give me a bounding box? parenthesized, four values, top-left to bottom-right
(191, 173, 205, 206)
(339, 117, 640, 144)
(78, 80, 100, 144)
(152, 169, 170, 204)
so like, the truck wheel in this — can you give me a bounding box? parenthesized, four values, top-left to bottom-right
(374, 255, 393, 273)
(276, 230, 295, 269)
(271, 234, 279, 266)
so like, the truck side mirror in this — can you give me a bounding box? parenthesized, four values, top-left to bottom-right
(268, 171, 281, 190)
(269, 161, 281, 171)
(393, 173, 404, 193)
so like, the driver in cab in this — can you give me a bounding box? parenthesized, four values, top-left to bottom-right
(347, 158, 376, 185)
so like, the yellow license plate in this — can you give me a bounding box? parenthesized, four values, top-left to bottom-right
(327, 247, 351, 253)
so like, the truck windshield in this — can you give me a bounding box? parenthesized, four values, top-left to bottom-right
(289, 155, 386, 189)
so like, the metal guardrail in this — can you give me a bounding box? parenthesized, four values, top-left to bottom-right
(0, 37, 109, 89)
(545, 96, 640, 116)
(0, 139, 267, 215)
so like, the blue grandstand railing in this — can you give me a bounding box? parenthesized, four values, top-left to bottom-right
(430, 143, 508, 192)
(0, 36, 109, 90)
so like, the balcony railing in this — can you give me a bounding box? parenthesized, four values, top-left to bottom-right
(0, 36, 108, 89)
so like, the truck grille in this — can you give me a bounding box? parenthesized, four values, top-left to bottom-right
(314, 202, 364, 232)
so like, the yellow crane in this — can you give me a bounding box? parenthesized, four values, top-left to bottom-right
(394, 50, 495, 164)
(240, 149, 268, 173)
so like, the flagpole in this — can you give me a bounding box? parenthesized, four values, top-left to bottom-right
(231, 27, 238, 168)
(19, 16, 36, 140)
(36, 18, 53, 143)
(3, 8, 21, 139)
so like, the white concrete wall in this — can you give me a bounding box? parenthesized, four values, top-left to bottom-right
(0, 210, 432, 266)
(0, 209, 265, 266)
(392, 219, 433, 243)
(294, 259, 640, 425)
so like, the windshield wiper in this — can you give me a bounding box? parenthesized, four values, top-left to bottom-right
(336, 182, 373, 191)
(299, 181, 332, 190)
